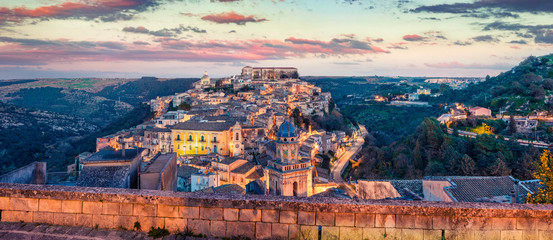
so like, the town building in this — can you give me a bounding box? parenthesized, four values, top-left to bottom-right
(171, 119, 244, 157)
(266, 120, 313, 197)
(241, 66, 298, 80)
(143, 128, 172, 154)
(191, 169, 220, 192)
(140, 153, 177, 191)
(470, 107, 492, 117)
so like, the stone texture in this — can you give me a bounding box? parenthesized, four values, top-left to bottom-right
(223, 208, 238, 221)
(433, 216, 451, 230)
(210, 220, 226, 237)
(75, 214, 93, 227)
(518, 218, 538, 230)
(280, 210, 297, 224)
(82, 201, 102, 214)
(188, 219, 210, 236)
(61, 200, 82, 213)
(200, 207, 223, 220)
(38, 199, 61, 212)
(522, 230, 539, 240)
(272, 223, 289, 239)
(288, 224, 300, 240)
(474, 230, 500, 240)
(501, 230, 523, 240)
(321, 226, 339, 240)
(157, 204, 179, 218)
(262, 209, 279, 223)
(53, 213, 76, 226)
(355, 213, 375, 228)
(256, 222, 272, 239)
(113, 215, 139, 230)
(133, 203, 156, 217)
(492, 218, 517, 230)
(340, 226, 362, 240)
(424, 229, 443, 240)
(375, 214, 395, 228)
(298, 211, 315, 225)
(165, 217, 185, 233)
(446, 229, 475, 240)
(180, 206, 199, 219)
(226, 221, 255, 239)
(119, 203, 133, 216)
(138, 216, 164, 232)
(92, 214, 114, 229)
(402, 229, 424, 240)
(0, 196, 9, 210)
(335, 213, 354, 227)
(316, 212, 335, 226)
(33, 211, 53, 224)
(299, 225, 319, 240)
(102, 202, 119, 215)
(416, 216, 433, 229)
(396, 215, 416, 228)
(239, 209, 261, 222)
(2, 210, 32, 222)
(10, 198, 38, 211)
(539, 230, 553, 240)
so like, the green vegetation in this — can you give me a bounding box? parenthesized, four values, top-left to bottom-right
(97, 77, 197, 105)
(147, 226, 170, 238)
(526, 150, 553, 204)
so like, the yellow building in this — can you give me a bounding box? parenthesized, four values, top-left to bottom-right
(171, 121, 243, 157)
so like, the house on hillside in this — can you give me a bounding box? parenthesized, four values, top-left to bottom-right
(470, 107, 492, 117)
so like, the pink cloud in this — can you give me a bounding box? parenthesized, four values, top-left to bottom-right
(201, 12, 267, 25)
(403, 34, 425, 41)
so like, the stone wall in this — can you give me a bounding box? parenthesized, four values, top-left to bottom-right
(0, 183, 553, 239)
(0, 162, 46, 184)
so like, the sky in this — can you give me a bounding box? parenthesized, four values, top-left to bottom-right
(0, 0, 553, 79)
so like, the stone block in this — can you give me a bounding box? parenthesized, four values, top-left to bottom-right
(180, 206, 199, 219)
(226, 221, 255, 239)
(518, 218, 538, 230)
(262, 209, 279, 223)
(157, 205, 179, 218)
(134, 203, 156, 217)
(433, 216, 451, 230)
(384, 228, 402, 240)
(223, 208, 238, 221)
(200, 207, 223, 220)
(256, 222, 272, 239)
(33, 211, 53, 224)
(466, 217, 492, 230)
(188, 219, 210, 236)
(280, 210, 297, 224)
(446, 229, 475, 240)
(53, 213, 76, 226)
(138, 216, 165, 232)
(299, 225, 319, 240)
(492, 218, 517, 230)
(474, 230, 500, 240)
(92, 214, 114, 229)
(335, 213, 354, 227)
(119, 203, 133, 216)
(10, 198, 38, 211)
(375, 214, 395, 228)
(102, 202, 119, 215)
(539, 230, 553, 240)
(288, 224, 300, 240)
(416, 216, 433, 229)
(355, 213, 374, 228)
(239, 209, 261, 222)
(449, 216, 472, 229)
(211, 220, 226, 237)
(298, 211, 315, 225)
(272, 223, 289, 239)
(402, 229, 424, 240)
(61, 200, 82, 213)
(165, 217, 185, 233)
(113, 215, 139, 230)
(82, 201, 102, 214)
(316, 212, 335, 226)
(321, 226, 339, 240)
(0, 197, 9, 210)
(501, 230, 523, 240)
(75, 214, 93, 227)
(424, 229, 443, 240)
(522, 230, 539, 240)
(396, 215, 416, 228)
(38, 199, 61, 212)
(2, 210, 32, 222)
(340, 227, 362, 240)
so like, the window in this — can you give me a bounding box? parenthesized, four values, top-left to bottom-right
(213, 136, 217, 142)
(176, 135, 181, 141)
(201, 135, 205, 142)
(201, 146, 204, 151)
(214, 145, 217, 153)
(236, 132, 239, 140)
(188, 135, 193, 141)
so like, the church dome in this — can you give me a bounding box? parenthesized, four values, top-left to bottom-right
(277, 120, 296, 138)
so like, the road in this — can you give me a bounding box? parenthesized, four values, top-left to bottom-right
(446, 128, 550, 148)
(330, 125, 367, 197)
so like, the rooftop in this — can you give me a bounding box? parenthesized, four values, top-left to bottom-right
(82, 149, 145, 164)
(142, 153, 175, 174)
(171, 121, 235, 132)
(76, 165, 130, 188)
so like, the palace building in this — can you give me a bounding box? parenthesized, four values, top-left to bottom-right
(171, 120, 244, 157)
(266, 120, 313, 197)
(241, 66, 298, 80)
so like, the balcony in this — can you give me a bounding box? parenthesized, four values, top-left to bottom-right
(267, 160, 310, 172)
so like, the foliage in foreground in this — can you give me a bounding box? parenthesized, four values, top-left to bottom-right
(526, 150, 553, 204)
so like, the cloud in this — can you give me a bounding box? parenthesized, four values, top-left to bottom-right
(123, 25, 206, 37)
(201, 12, 267, 25)
(387, 42, 408, 50)
(472, 35, 499, 42)
(284, 37, 389, 54)
(482, 21, 553, 44)
(412, 0, 553, 18)
(133, 41, 150, 45)
(508, 40, 527, 44)
(535, 30, 553, 44)
(454, 40, 472, 46)
(402, 34, 425, 41)
(0, 0, 160, 25)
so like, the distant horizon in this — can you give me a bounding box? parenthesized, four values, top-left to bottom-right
(1, 0, 552, 79)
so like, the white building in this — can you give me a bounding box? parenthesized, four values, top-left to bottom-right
(191, 169, 220, 192)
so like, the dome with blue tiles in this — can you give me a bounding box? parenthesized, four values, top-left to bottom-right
(277, 120, 296, 138)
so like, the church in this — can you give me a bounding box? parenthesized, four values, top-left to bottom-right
(265, 119, 313, 197)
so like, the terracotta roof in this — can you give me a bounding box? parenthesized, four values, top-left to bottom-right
(214, 184, 246, 194)
(426, 176, 528, 202)
(76, 166, 129, 188)
(232, 162, 256, 174)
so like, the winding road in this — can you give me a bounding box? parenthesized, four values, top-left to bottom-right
(330, 125, 367, 197)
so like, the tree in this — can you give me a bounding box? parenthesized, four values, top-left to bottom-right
(526, 150, 553, 204)
(178, 102, 191, 111)
(459, 154, 475, 176)
(488, 158, 511, 176)
(508, 115, 517, 135)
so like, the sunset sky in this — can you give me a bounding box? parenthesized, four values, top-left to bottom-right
(1, 0, 553, 79)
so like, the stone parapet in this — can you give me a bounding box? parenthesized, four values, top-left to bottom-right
(0, 183, 553, 239)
